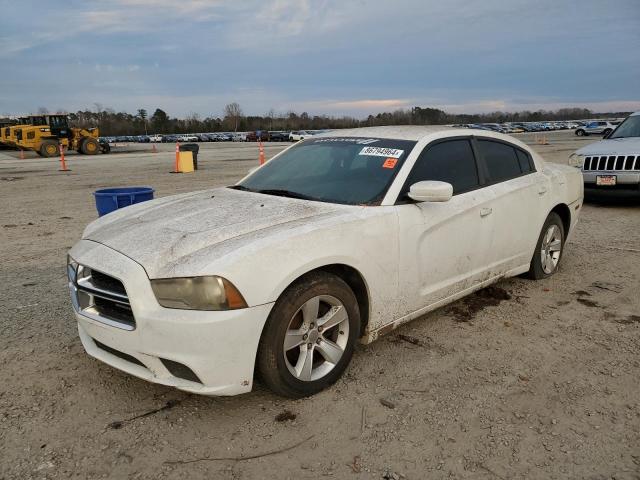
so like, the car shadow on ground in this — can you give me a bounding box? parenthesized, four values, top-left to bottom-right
(584, 192, 640, 207)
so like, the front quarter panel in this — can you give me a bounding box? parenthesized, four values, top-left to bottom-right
(160, 206, 401, 338)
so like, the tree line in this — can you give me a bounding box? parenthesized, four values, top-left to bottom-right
(57, 104, 630, 136)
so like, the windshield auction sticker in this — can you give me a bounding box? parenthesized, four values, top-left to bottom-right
(382, 158, 398, 168)
(359, 146, 404, 158)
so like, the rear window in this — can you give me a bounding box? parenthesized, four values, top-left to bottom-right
(477, 140, 523, 183)
(515, 149, 534, 173)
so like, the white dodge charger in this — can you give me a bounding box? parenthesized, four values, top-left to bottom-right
(67, 126, 583, 397)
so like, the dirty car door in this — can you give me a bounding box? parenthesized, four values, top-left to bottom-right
(395, 138, 496, 317)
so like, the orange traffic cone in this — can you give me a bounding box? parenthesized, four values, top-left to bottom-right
(259, 141, 265, 165)
(172, 142, 180, 173)
(59, 144, 70, 172)
(152, 143, 157, 153)
(19, 148, 24, 160)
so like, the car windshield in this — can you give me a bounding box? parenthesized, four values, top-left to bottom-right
(235, 137, 417, 205)
(610, 116, 640, 138)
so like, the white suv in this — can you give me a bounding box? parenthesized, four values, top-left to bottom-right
(575, 121, 618, 137)
(570, 112, 640, 194)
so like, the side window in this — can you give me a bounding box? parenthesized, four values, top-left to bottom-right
(477, 140, 522, 183)
(405, 139, 479, 195)
(515, 149, 534, 173)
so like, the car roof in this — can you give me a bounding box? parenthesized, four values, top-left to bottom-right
(309, 125, 539, 163)
(313, 125, 456, 141)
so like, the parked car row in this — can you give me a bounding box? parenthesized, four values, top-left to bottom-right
(459, 119, 623, 136)
(462, 121, 579, 134)
(99, 130, 330, 144)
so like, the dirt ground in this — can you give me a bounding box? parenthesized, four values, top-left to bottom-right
(1, 131, 639, 479)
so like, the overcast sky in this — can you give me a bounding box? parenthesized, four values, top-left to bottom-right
(1, 0, 639, 118)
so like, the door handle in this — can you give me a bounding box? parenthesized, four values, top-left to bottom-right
(538, 186, 548, 195)
(480, 207, 492, 217)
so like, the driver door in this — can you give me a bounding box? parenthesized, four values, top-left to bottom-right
(395, 138, 496, 318)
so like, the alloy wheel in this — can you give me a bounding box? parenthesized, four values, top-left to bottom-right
(540, 224, 562, 274)
(283, 294, 349, 382)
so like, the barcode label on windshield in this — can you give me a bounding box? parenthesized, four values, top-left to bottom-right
(359, 146, 404, 158)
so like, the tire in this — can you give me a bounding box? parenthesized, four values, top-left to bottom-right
(525, 212, 565, 280)
(80, 137, 99, 155)
(603, 129, 612, 137)
(575, 129, 584, 136)
(257, 272, 360, 398)
(39, 140, 59, 158)
(100, 142, 111, 154)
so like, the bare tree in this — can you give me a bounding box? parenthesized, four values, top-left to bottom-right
(223, 102, 243, 132)
(266, 108, 276, 130)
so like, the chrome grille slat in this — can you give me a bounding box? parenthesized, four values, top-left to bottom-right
(77, 276, 129, 301)
(69, 265, 135, 330)
(584, 157, 592, 170)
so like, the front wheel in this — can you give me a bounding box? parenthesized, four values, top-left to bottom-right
(80, 137, 99, 155)
(39, 140, 59, 157)
(257, 272, 360, 398)
(575, 129, 585, 136)
(525, 212, 565, 280)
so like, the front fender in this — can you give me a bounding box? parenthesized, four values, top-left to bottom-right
(187, 207, 401, 336)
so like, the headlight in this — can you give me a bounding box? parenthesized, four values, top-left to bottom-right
(67, 254, 79, 283)
(568, 153, 584, 168)
(150, 276, 247, 311)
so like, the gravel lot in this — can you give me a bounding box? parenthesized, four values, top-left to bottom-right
(1, 131, 639, 479)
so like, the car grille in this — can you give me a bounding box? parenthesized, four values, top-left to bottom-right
(583, 155, 640, 172)
(69, 265, 136, 330)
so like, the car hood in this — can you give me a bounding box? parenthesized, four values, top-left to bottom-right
(84, 187, 344, 278)
(576, 137, 640, 156)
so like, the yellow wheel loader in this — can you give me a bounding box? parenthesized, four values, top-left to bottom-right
(0, 119, 17, 146)
(15, 115, 107, 157)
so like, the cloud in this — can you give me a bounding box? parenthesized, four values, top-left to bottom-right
(0, 0, 638, 117)
(295, 99, 413, 115)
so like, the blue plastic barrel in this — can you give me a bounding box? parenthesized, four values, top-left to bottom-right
(93, 187, 155, 216)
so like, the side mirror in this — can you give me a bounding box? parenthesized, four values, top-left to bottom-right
(408, 180, 453, 203)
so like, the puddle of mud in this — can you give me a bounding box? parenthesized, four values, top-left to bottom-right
(446, 286, 512, 322)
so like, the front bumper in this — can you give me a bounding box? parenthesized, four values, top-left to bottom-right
(582, 171, 640, 186)
(69, 240, 274, 396)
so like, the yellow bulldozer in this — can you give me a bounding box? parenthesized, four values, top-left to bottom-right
(13, 115, 109, 157)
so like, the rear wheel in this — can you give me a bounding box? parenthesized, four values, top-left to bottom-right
(39, 140, 59, 158)
(257, 272, 360, 398)
(525, 212, 565, 280)
(575, 129, 584, 136)
(603, 128, 612, 137)
(80, 137, 99, 155)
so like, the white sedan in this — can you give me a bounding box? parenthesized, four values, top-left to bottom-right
(67, 126, 583, 397)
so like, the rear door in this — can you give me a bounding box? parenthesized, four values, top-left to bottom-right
(396, 138, 496, 317)
(473, 138, 549, 274)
